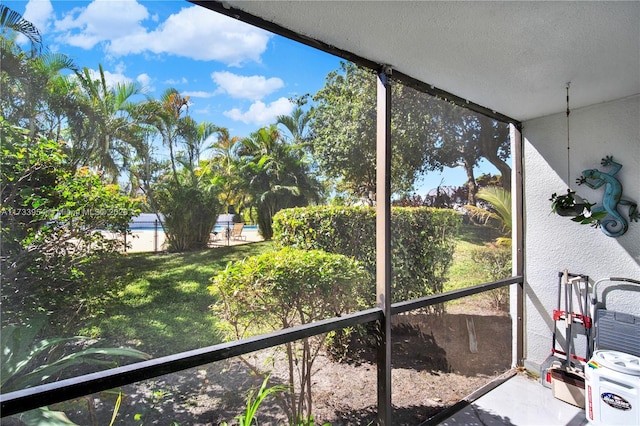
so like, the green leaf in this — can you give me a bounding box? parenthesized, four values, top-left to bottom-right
(2, 313, 150, 393)
(8, 347, 149, 392)
(1, 315, 47, 386)
(14, 406, 79, 426)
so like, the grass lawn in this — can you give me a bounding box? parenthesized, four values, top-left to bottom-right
(445, 223, 510, 311)
(77, 241, 275, 357)
(72, 223, 501, 357)
(445, 223, 503, 292)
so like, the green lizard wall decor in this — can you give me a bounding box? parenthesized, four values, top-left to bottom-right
(576, 155, 638, 237)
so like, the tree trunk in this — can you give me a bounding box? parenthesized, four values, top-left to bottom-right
(479, 118, 511, 192)
(285, 341, 297, 424)
(464, 159, 477, 205)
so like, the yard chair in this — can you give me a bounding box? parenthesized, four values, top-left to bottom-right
(230, 223, 246, 241)
(208, 230, 221, 246)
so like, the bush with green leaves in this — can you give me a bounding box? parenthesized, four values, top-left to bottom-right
(471, 244, 512, 309)
(210, 247, 369, 425)
(466, 186, 512, 246)
(272, 206, 461, 303)
(465, 187, 513, 309)
(153, 180, 220, 252)
(1, 120, 139, 325)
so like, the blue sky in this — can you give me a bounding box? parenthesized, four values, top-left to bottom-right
(8, 0, 342, 138)
(7, 0, 497, 194)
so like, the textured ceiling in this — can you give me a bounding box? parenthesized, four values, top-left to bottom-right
(210, 1, 639, 122)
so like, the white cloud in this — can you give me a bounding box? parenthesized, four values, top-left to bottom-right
(136, 73, 153, 91)
(150, 6, 269, 64)
(182, 91, 216, 98)
(165, 77, 189, 85)
(85, 67, 132, 88)
(54, 0, 149, 50)
(212, 71, 284, 101)
(23, 0, 54, 34)
(114, 61, 127, 75)
(25, 1, 271, 65)
(41, 1, 270, 65)
(195, 106, 211, 115)
(224, 97, 294, 126)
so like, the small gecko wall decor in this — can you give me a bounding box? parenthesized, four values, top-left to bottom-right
(576, 155, 638, 237)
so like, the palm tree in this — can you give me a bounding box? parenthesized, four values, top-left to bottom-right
(1, 6, 85, 148)
(0, 5, 41, 51)
(277, 106, 311, 146)
(209, 127, 244, 214)
(238, 125, 322, 239)
(1, 39, 78, 140)
(141, 88, 190, 185)
(138, 89, 222, 251)
(177, 116, 217, 186)
(211, 127, 242, 173)
(468, 186, 512, 246)
(75, 64, 144, 183)
(469, 186, 513, 307)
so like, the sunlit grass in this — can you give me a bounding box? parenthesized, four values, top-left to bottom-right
(73, 225, 499, 357)
(444, 223, 502, 309)
(445, 223, 502, 290)
(77, 242, 276, 357)
(175, 281, 200, 293)
(445, 240, 491, 292)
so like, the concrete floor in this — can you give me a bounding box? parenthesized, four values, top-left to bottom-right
(437, 373, 589, 426)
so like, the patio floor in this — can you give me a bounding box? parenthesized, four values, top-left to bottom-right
(435, 372, 589, 425)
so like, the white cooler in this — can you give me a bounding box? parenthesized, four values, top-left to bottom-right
(585, 350, 640, 425)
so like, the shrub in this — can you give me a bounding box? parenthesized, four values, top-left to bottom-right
(272, 206, 461, 303)
(1, 120, 139, 325)
(153, 181, 220, 252)
(2, 314, 150, 425)
(210, 247, 369, 424)
(471, 244, 512, 309)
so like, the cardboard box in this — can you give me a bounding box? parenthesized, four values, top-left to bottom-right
(551, 367, 585, 408)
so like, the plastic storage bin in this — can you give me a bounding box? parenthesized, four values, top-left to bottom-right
(585, 350, 640, 425)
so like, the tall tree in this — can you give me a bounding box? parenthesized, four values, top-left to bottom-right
(209, 127, 244, 214)
(309, 62, 511, 205)
(238, 125, 321, 239)
(0, 4, 41, 51)
(74, 65, 144, 182)
(430, 107, 510, 204)
(277, 106, 311, 146)
(211, 127, 242, 174)
(140, 89, 221, 251)
(176, 116, 217, 186)
(145, 88, 190, 185)
(309, 63, 378, 204)
(0, 34, 77, 140)
(310, 62, 439, 204)
(477, 115, 511, 192)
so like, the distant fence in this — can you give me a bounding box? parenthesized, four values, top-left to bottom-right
(123, 220, 164, 253)
(114, 219, 251, 253)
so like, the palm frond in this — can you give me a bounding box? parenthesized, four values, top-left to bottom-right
(477, 186, 512, 233)
(0, 5, 42, 48)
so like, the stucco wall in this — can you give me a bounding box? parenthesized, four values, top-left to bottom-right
(522, 94, 640, 372)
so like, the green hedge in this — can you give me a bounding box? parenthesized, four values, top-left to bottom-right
(210, 247, 369, 335)
(273, 206, 461, 303)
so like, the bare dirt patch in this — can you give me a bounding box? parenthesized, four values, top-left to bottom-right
(49, 303, 511, 426)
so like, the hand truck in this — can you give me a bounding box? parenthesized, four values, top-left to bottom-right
(541, 270, 591, 388)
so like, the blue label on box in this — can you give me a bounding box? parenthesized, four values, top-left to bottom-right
(601, 392, 632, 411)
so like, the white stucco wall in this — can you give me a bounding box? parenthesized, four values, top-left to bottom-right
(522, 94, 640, 372)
